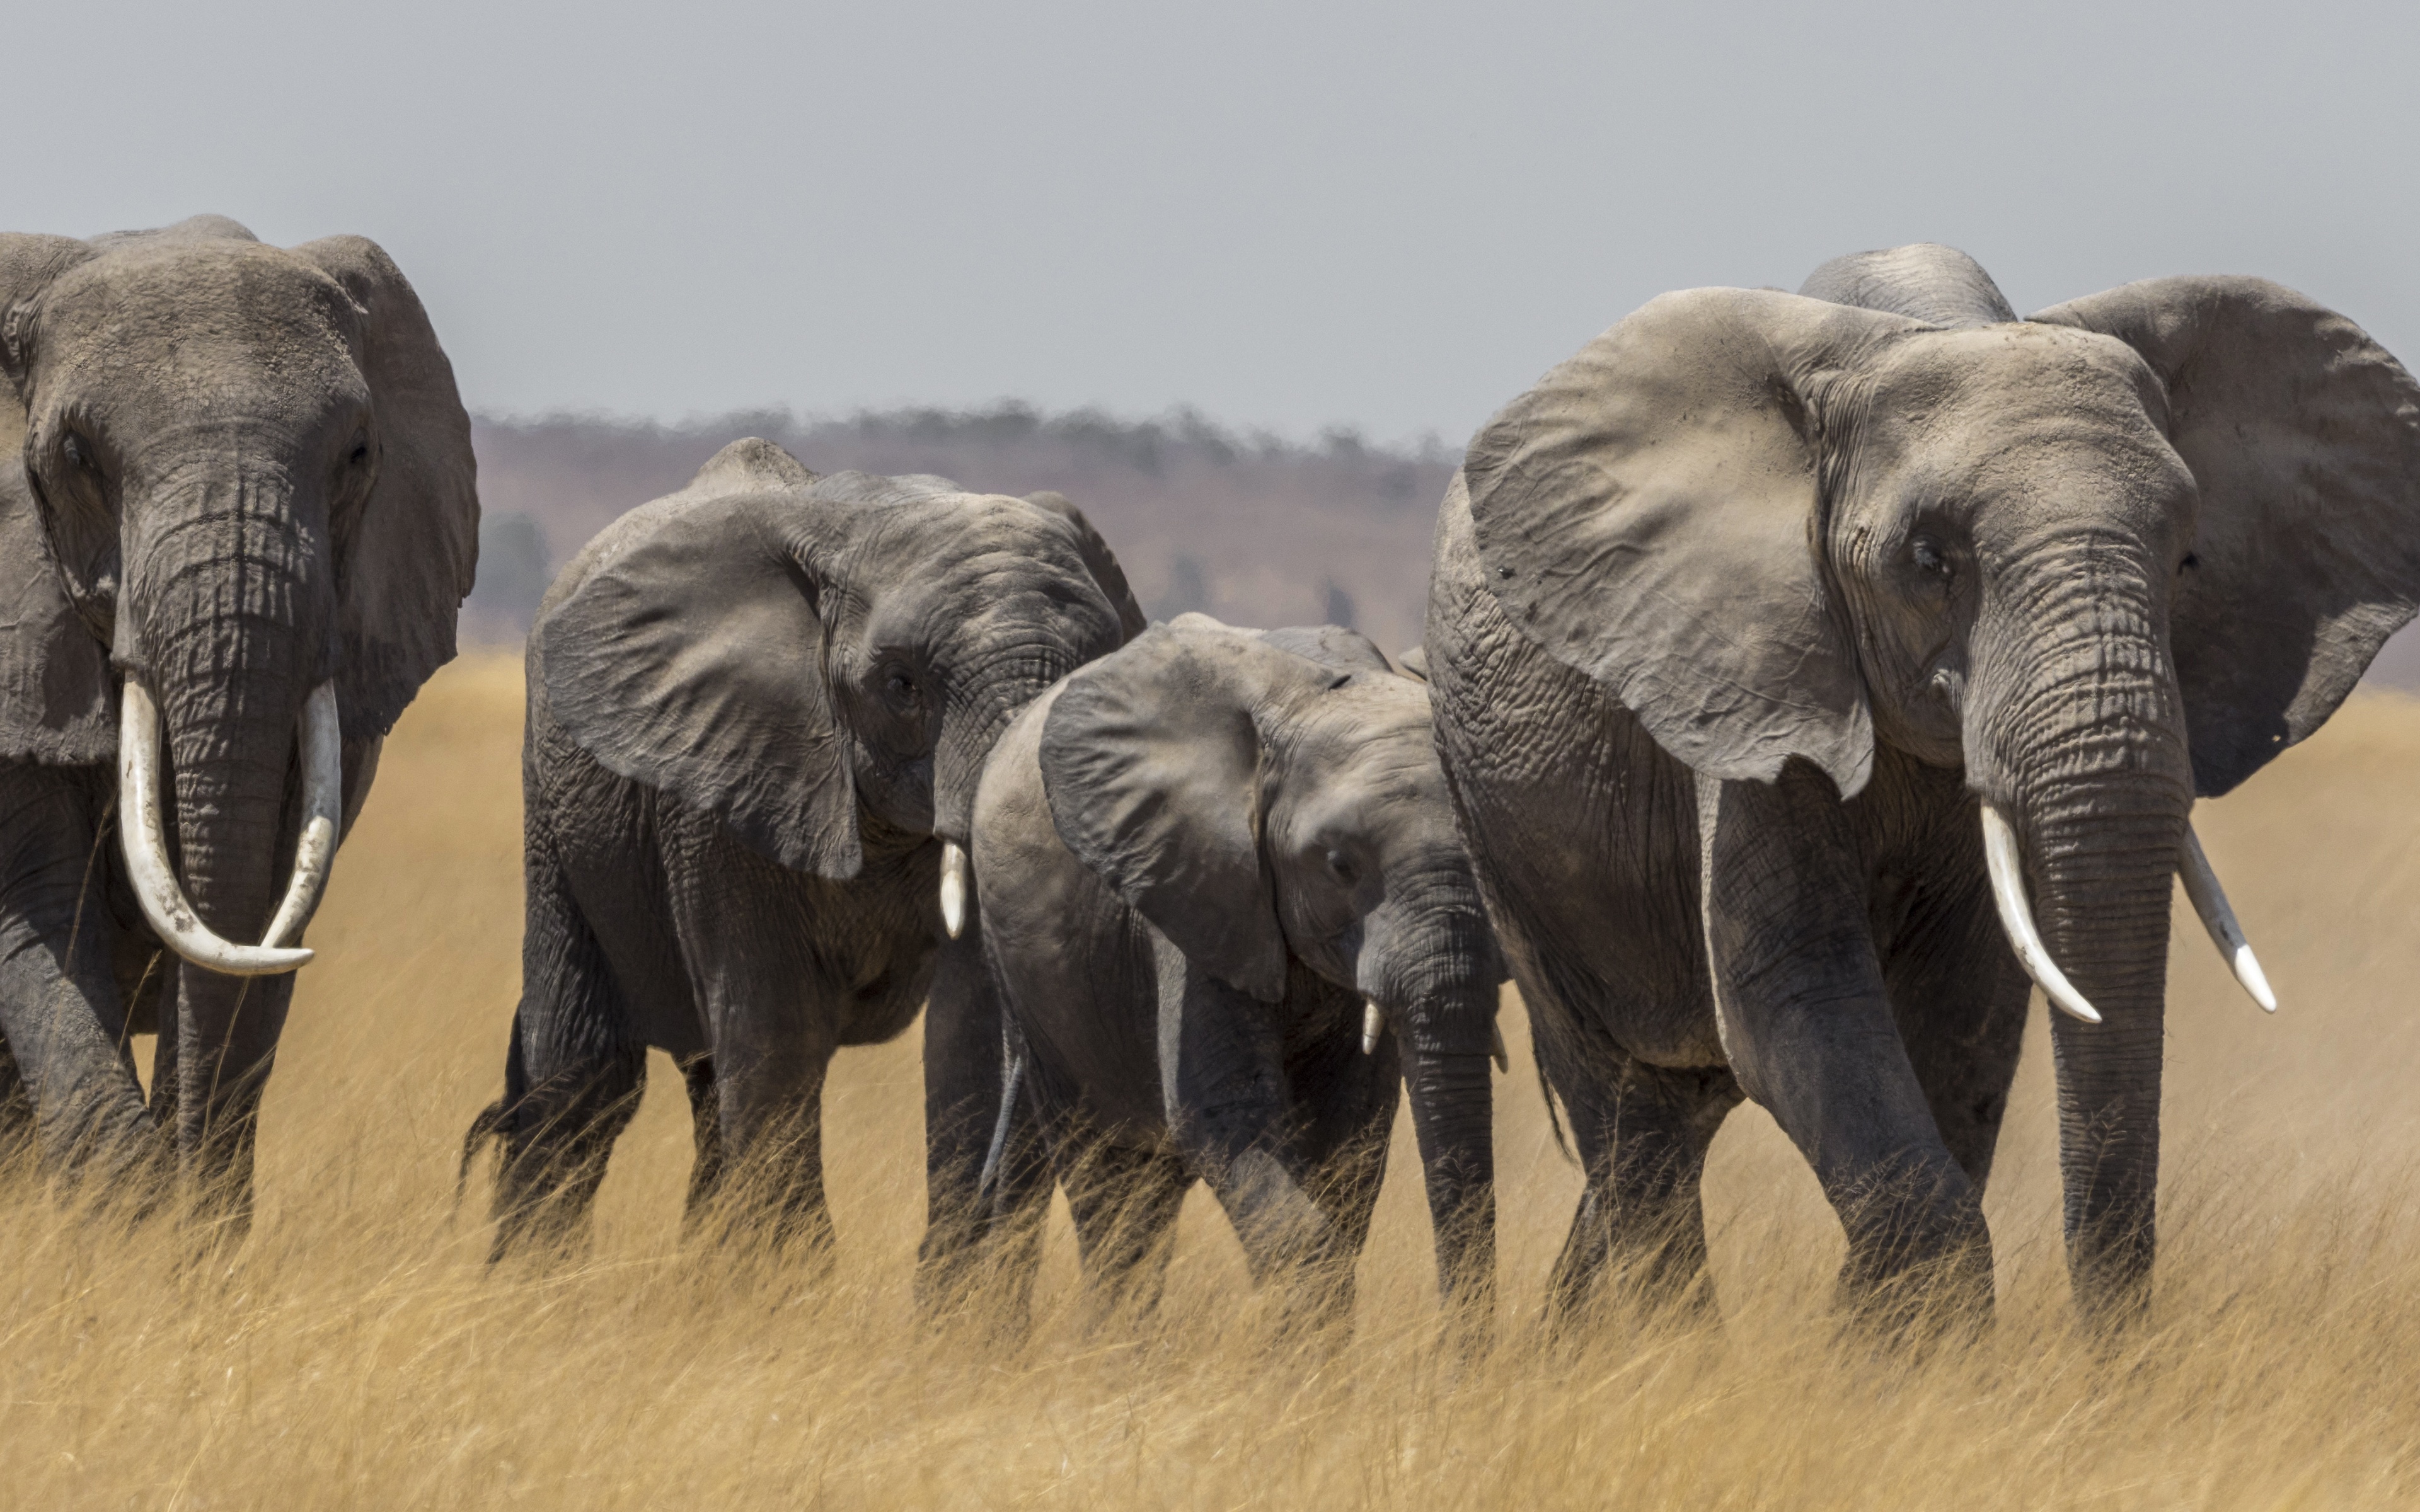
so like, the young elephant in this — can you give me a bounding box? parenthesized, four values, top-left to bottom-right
(466, 438, 1143, 1270)
(971, 619, 1500, 1322)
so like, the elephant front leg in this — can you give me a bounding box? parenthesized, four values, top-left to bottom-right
(708, 1028, 838, 1262)
(1697, 767, 1991, 1325)
(914, 901, 1050, 1326)
(0, 770, 158, 1184)
(1156, 942, 1349, 1324)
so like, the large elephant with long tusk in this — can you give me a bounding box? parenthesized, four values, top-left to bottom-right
(459, 440, 1143, 1284)
(1426, 244, 2420, 1325)
(0, 216, 478, 1213)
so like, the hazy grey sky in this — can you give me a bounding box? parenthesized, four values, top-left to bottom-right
(21, 1, 2419, 441)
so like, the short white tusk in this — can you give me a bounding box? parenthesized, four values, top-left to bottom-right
(260, 682, 344, 949)
(1362, 999, 1385, 1055)
(117, 676, 320, 977)
(1979, 801, 2102, 1026)
(1489, 1017, 1509, 1074)
(2177, 823, 2278, 1012)
(939, 842, 969, 939)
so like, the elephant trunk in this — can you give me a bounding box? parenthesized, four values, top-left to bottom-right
(1361, 878, 1498, 1309)
(1968, 545, 2191, 1322)
(121, 455, 337, 1183)
(933, 633, 1096, 843)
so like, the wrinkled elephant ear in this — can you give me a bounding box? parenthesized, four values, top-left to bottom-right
(1464, 287, 1914, 796)
(1039, 622, 1331, 1002)
(0, 235, 113, 764)
(538, 440, 863, 879)
(1022, 491, 1148, 641)
(294, 236, 481, 740)
(0, 234, 96, 454)
(2036, 278, 2420, 795)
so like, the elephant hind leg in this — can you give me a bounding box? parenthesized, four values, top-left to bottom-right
(490, 845, 647, 1264)
(1547, 1047, 1739, 1325)
(0, 1031, 32, 1163)
(1061, 1140, 1189, 1323)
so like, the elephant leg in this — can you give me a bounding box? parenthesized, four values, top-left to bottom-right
(1547, 1046, 1739, 1321)
(678, 1054, 725, 1232)
(492, 835, 647, 1263)
(1881, 864, 2032, 1194)
(0, 767, 155, 1183)
(1697, 767, 1990, 1320)
(0, 1030, 33, 1160)
(708, 1038, 835, 1259)
(1061, 1138, 1189, 1320)
(1156, 946, 1349, 1323)
(1289, 1007, 1403, 1309)
(914, 899, 1049, 1321)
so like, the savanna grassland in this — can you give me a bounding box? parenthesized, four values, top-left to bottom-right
(5, 652, 2419, 1509)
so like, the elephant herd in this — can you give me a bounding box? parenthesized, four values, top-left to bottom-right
(3, 217, 2417, 1338)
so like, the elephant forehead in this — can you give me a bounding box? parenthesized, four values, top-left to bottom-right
(1280, 685, 1447, 810)
(1869, 322, 2166, 432)
(40, 243, 359, 399)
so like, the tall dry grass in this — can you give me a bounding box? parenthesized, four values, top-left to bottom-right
(4, 653, 2418, 1508)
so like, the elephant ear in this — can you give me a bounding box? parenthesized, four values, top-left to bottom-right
(2035, 278, 2420, 795)
(293, 236, 481, 740)
(1465, 287, 1915, 795)
(1040, 623, 1330, 1002)
(538, 440, 861, 878)
(0, 459, 113, 764)
(0, 234, 96, 455)
(1022, 490, 1148, 641)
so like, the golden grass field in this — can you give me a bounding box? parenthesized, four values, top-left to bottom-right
(6, 651, 2420, 1508)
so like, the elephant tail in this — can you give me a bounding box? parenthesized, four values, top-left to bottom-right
(1535, 1051, 1577, 1169)
(456, 1011, 529, 1210)
(456, 1096, 511, 1209)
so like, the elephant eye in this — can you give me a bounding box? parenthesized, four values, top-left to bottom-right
(62, 430, 99, 476)
(1325, 847, 1357, 885)
(349, 438, 371, 466)
(1911, 535, 1952, 581)
(884, 668, 919, 704)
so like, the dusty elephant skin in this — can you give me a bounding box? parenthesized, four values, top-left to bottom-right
(971, 618, 1499, 1328)
(464, 438, 1144, 1292)
(1427, 244, 2420, 1326)
(0, 215, 478, 1220)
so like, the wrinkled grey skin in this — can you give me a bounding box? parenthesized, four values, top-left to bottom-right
(1429, 244, 2420, 1324)
(464, 439, 1143, 1283)
(972, 618, 1498, 1326)
(0, 216, 477, 1216)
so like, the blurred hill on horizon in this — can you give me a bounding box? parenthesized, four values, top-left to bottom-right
(463, 404, 1453, 658)
(462, 403, 2420, 692)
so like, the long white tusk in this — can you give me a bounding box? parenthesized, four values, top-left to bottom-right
(117, 676, 321, 976)
(1489, 1017, 1509, 1074)
(1362, 999, 1385, 1055)
(260, 682, 343, 949)
(939, 842, 969, 939)
(1979, 801, 2102, 1026)
(2177, 823, 2278, 1012)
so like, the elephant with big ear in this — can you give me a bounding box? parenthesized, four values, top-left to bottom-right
(969, 617, 1502, 1327)
(1426, 243, 2420, 1324)
(462, 440, 1145, 1285)
(0, 215, 477, 1216)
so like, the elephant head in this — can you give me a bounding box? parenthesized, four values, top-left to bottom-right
(535, 442, 1143, 885)
(1463, 244, 2420, 1302)
(1037, 619, 1499, 1301)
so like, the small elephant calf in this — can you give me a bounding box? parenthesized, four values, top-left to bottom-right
(971, 617, 1501, 1323)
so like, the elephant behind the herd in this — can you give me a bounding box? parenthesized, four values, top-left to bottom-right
(1427, 243, 2420, 1324)
(0, 216, 477, 1223)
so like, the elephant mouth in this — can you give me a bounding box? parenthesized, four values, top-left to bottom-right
(118, 674, 344, 977)
(1360, 996, 1509, 1072)
(1978, 799, 2278, 1020)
